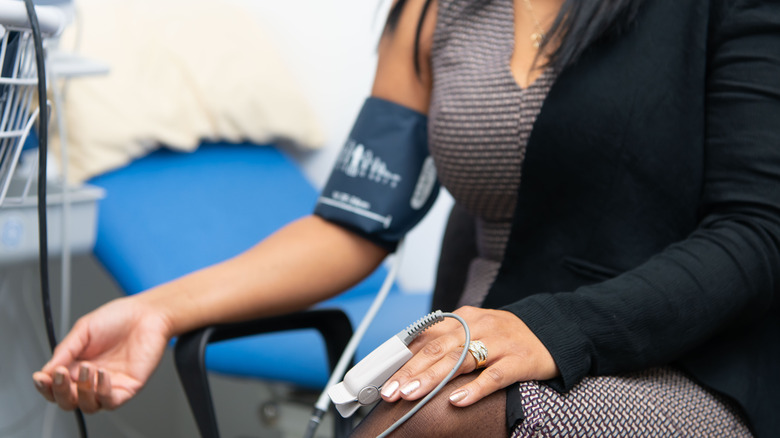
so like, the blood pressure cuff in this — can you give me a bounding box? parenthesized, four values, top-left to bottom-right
(314, 97, 440, 251)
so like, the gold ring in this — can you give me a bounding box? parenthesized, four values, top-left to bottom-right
(463, 340, 488, 368)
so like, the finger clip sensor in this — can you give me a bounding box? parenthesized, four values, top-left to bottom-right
(327, 311, 446, 417)
(327, 335, 413, 417)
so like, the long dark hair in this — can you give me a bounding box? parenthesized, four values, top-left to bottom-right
(384, 0, 645, 74)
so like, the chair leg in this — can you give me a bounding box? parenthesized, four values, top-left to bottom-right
(174, 309, 355, 438)
(174, 327, 220, 438)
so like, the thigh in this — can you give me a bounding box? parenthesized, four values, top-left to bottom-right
(350, 373, 507, 438)
(509, 367, 753, 438)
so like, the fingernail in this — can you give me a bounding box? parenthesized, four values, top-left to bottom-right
(381, 380, 399, 398)
(400, 380, 420, 396)
(449, 389, 468, 403)
(53, 371, 64, 385)
(32, 377, 44, 390)
(97, 369, 105, 387)
(79, 366, 89, 383)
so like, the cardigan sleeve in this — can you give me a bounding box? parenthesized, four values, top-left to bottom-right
(500, 0, 780, 392)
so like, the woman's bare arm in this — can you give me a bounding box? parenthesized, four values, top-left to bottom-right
(146, 216, 389, 337)
(33, 0, 438, 413)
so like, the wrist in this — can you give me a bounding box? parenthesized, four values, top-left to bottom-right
(132, 286, 184, 339)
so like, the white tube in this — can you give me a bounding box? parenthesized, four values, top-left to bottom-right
(313, 241, 406, 414)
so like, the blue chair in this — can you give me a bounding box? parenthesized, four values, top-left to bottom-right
(89, 142, 432, 437)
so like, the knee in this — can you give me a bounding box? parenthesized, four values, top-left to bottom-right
(350, 393, 455, 438)
(350, 374, 505, 438)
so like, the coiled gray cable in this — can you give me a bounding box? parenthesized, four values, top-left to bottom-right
(377, 312, 470, 438)
(397, 310, 444, 345)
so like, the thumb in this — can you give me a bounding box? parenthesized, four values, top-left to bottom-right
(41, 318, 90, 374)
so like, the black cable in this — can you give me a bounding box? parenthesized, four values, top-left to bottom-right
(22, 1, 88, 437)
(25, 0, 55, 353)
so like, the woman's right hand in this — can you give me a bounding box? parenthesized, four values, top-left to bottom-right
(31, 295, 173, 413)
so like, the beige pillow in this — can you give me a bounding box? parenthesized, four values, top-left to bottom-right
(53, 0, 324, 182)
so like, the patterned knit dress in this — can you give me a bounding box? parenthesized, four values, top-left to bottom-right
(427, 0, 753, 435)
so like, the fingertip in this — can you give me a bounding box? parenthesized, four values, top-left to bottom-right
(96, 369, 117, 410)
(32, 373, 55, 402)
(399, 380, 421, 399)
(380, 380, 399, 400)
(52, 366, 73, 389)
(448, 388, 469, 406)
(51, 369, 78, 411)
(77, 364, 93, 389)
(96, 369, 110, 395)
(32, 371, 49, 385)
(53, 368, 66, 386)
(32, 373, 44, 389)
(77, 364, 103, 414)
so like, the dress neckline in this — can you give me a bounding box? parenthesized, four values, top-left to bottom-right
(505, 0, 553, 91)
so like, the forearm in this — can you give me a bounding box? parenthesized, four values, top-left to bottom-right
(136, 215, 389, 338)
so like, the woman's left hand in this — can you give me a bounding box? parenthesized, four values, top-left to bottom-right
(380, 306, 559, 407)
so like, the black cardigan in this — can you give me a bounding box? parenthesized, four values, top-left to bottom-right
(473, 0, 780, 436)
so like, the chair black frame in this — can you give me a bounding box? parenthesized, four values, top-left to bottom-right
(174, 308, 355, 438)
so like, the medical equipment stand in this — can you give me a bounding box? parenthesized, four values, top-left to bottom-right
(0, 2, 103, 436)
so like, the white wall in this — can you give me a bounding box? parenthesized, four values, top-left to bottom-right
(236, 0, 454, 293)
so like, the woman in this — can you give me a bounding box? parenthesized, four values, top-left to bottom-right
(34, 0, 779, 436)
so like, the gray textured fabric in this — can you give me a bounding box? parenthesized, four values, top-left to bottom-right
(510, 367, 753, 437)
(428, 1, 753, 436)
(428, 0, 554, 308)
